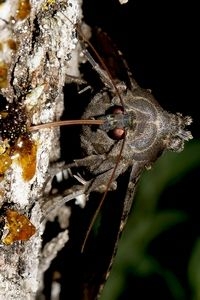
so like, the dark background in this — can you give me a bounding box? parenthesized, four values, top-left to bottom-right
(81, 1, 200, 300)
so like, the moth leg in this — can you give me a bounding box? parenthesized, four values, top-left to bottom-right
(40, 188, 86, 224)
(65, 74, 87, 85)
(121, 161, 146, 227)
(87, 170, 118, 194)
(59, 154, 106, 171)
(81, 48, 115, 90)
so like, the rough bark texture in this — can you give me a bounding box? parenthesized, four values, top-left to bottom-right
(0, 0, 82, 298)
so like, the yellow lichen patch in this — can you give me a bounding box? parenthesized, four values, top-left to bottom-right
(42, 0, 56, 10)
(0, 137, 37, 179)
(2, 209, 36, 245)
(0, 61, 8, 88)
(0, 138, 10, 155)
(16, 0, 31, 20)
(0, 111, 9, 119)
(7, 39, 17, 51)
(15, 137, 37, 181)
(0, 139, 11, 175)
(0, 152, 12, 175)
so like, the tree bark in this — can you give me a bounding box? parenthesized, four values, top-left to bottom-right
(0, 0, 82, 298)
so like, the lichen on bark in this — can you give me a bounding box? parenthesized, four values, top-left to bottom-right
(0, 0, 82, 298)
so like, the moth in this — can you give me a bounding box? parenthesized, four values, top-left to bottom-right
(39, 23, 193, 299)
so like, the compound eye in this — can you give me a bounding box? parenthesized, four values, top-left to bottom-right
(107, 105, 125, 140)
(109, 127, 125, 140)
(111, 106, 124, 115)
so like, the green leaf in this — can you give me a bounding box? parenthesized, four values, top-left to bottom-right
(135, 140, 200, 213)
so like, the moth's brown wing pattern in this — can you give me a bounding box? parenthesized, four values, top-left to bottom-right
(79, 162, 144, 300)
(90, 28, 137, 89)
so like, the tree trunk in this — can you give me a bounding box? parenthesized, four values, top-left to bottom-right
(0, 0, 82, 298)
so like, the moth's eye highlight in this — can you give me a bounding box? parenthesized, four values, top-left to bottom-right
(110, 127, 125, 140)
(106, 105, 125, 140)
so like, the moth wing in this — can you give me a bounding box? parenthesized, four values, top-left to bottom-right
(89, 27, 138, 90)
(79, 161, 145, 300)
